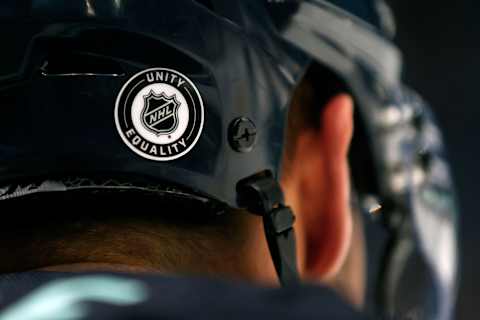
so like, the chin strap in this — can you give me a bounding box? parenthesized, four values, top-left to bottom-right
(237, 172, 300, 286)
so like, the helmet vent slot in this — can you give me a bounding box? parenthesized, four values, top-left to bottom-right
(40, 52, 125, 77)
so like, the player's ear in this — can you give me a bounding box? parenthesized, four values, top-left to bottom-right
(282, 94, 354, 281)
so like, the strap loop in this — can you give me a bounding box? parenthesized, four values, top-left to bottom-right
(237, 172, 300, 286)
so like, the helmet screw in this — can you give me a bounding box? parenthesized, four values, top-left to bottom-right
(228, 117, 257, 153)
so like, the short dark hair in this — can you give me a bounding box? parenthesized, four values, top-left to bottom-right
(0, 190, 243, 273)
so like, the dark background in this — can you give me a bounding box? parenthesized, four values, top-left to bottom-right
(386, 1, 478, 318)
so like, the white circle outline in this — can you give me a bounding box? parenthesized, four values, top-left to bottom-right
(114, 68, 205, 162)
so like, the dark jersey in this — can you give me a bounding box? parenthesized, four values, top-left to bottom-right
(0, 272, 367, 319)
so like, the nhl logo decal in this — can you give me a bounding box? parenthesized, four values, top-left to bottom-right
(115, 68, 204, 161)
(141, 91, 180, 136)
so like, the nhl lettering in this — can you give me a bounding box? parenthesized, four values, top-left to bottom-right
(141, 91, 180, 135)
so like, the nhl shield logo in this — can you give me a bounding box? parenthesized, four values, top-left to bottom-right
(141, 91, 180, 136)
(115, 68, 205, 161)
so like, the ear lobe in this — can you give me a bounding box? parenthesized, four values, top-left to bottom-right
(293, 94, 354, 281)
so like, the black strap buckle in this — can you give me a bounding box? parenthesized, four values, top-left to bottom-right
(237, 172, 300, 286)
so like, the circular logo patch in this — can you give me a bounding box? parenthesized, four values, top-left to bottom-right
(115, 68, 204, 161)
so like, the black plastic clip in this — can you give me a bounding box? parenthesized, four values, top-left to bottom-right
(237, 172, 300, 286)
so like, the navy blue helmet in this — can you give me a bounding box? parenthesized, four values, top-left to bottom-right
(0, 1, 458, 319)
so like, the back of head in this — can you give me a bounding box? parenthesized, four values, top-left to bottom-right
(0, 1, 459, 319)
